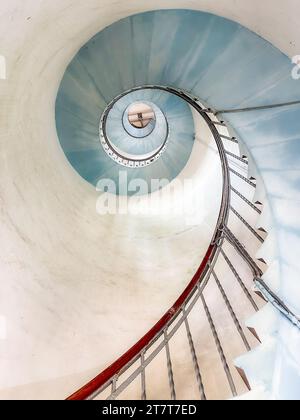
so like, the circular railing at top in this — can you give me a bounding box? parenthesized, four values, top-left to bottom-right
(99, 91, 170, 168)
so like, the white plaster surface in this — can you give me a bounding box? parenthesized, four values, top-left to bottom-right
(0, 19, 222, 397)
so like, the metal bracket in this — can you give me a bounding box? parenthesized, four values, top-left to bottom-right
(254, 278, 300, 330)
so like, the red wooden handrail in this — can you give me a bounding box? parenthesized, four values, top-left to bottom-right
(67, 244, 214, 400)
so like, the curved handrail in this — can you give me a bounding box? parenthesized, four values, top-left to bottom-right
(67, 86, 231, 400)
(68, 246, 213, 400)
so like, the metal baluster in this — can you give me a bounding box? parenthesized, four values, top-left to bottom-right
(183, 309, 206, 400)
(231, 187, 261, 214)
(164, 330, 176, 400)
(140, 351, 147, 400)
(220, 134, 238, 143)
(212, 270, 251, 351)
(230, 206, 264, 243)
(200, 294, 237, 397)
(201, 108, 214, 114)
(107, 376, 118, 400)
(212, 120, 226, 126)
(223, 227, 263, 278)
(220, 248, 259, 311)
(229, 168, 256, 188)
(226, 150, 248, 164)
(255, 278, 300, 330)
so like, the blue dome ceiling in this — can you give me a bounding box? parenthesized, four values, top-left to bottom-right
(56, 82, 195, 194)
(56, 9, 300, 198)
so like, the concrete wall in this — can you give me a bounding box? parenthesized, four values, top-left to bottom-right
(0, 7, 222, 395)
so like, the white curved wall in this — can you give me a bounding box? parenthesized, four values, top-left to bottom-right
(1, 0, 300, 61)
(0, 3, 223, 396)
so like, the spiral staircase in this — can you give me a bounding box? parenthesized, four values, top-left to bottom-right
(0, 3, 300, 401)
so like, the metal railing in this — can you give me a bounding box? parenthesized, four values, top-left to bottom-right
(99, 90, 170, 168)
(67, 86, 299, 400)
